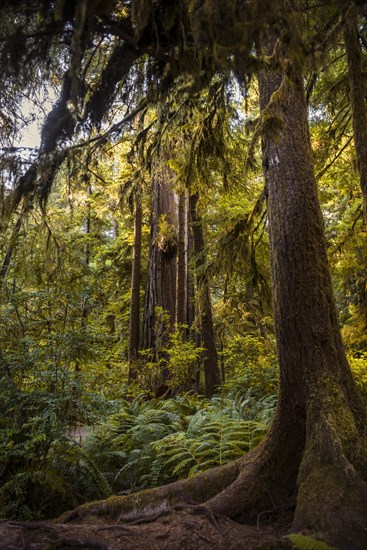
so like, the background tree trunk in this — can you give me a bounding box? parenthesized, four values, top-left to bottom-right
(142, 163, 178, 395)
(128, 197, 142, 382)
(175, 192, 186, 326)
(189, 193, 221, 397)
(143, 172, 177, 351)
(343, 4, 367, 223)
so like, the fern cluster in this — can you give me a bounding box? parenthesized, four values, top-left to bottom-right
(85, 390, 276, 494)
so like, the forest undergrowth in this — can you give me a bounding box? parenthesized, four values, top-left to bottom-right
(1, 343, 366, 524)
(0, 376, 276, 520)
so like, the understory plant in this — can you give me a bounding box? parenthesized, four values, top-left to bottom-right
(0, 376, 276, 519)
(85, 390, 276, 494)
(137, 318, 204, 395)
(0, 379, 111, 520)
(222, 334, 278, 398)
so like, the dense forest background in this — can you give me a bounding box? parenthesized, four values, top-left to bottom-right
(1, 0, 367, 547)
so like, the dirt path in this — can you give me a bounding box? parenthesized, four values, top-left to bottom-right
(0, 510, 291, 549)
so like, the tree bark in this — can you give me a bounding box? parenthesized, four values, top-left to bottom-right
(175, 192, 186, 326)
(143, 171, 177, 351)
(189, 193, 221, 397)
(142, 162, 178, 395)
(343, 4, 367, 223)
(128, 197, 143, 382)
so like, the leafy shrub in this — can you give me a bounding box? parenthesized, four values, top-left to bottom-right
(151, 415, 266, 480)
(223, 334, 278, 397)
(137, 316, 204, 395)
(0, 379, 111, 520)
(348, 352, 367, 400)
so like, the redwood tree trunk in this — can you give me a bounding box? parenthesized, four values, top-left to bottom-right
(343, 4, 367, 223)
(142, 163, 178, 395)
(189, 193, 221, 397)
(205, 31, 367, 549)
(128, 197, 142, 382)
(143, 173, 177, 350)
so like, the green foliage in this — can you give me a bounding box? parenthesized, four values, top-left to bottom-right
(0, 380, 111, 520)
(152, 415, 266, 479)
(223, 334, 278, 398)
(165, 327, 204, 392)
(0, 155, 148, 407)
(138, 315, 204, 394)
(287, 534, 337, 550)
(154, 214, 177, 254)
(348, 352, 367, 399)
(85, 390, 274, 493)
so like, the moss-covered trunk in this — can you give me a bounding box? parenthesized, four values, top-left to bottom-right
(253, 27, 367, 547)
(203, 23, 367, 548)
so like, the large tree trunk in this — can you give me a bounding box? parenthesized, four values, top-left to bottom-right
(143, 174, 177, 351)
(128, 197, 143, 382)
(260, 56, 367, 540)
(343, 4, 367, 223)
(205, 34, 367, 547)
(142, 163, 178, 394)
(189, 193, 221, 397)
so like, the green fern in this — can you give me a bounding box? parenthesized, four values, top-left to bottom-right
(150, 414, 267, 480)
(84, 391, 272, 493)
(287, 534, 337, 550)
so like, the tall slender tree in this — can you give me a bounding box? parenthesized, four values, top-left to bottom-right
(128, 195, 143, 382)
(189, 192, 221, 397)
(343, 3, 367, 222)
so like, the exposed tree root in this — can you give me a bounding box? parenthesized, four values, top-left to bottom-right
(59, 457, 241, 523)
(122, 508, 171, 525)
(0, 510, 288, 550)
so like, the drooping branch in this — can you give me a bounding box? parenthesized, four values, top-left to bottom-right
(85, 42, 142, 127)
(1, 42, 144, 231)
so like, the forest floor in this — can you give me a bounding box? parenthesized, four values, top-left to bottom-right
(0, 508, 292, 549)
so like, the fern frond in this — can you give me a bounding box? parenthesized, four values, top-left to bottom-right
(287, 534, 337, 550)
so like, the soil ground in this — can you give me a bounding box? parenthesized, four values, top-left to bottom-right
(0, 509, 292, 549)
